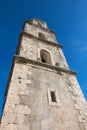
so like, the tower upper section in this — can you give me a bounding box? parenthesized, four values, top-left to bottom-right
(16, 18, 70, 70)
(28, 18, 48, 29)
(23, 18, 57, 44)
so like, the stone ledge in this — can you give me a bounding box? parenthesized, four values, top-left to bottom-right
(14, 55, 77, 75)
(21, 31, 63, 48)
(16, 31, 63, 56)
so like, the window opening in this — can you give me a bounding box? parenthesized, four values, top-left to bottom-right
(55, 63, 59, 67)
(38, 33, 46, 39)
(41, 56, 46, 63)
(40, 49, 52, 64)
(51, 91, 56, 102)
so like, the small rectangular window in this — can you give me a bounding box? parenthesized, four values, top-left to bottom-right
(47, 88, 60, 106)
(51, 91, 56, 102)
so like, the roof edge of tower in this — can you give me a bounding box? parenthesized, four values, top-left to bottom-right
(24, 20, 56, 34)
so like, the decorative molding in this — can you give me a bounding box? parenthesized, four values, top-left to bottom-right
(14, 55, 77, 75)
(21, 31, 63, 48)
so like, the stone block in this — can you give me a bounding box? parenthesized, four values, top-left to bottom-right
(78, 115, 86, 123)
(26, 80, 31, 84)
(85, 109, 87, 116)
(74, 104, 80, 110)
(85, 103, 87, 109)
(79, 109, 85, 115)
(74, 101, 84, 110)
(6, 94, 20, 104)
(15, 105, 30, 114)
(4, 103, 15, 113)
(14, 114, 24, 124)
(19, 85, 29, 95)
(1, 113, 17, 124)
(75, 96, 86, 103)
(28, 71, 31, 75)
(71, 95, 76, 101)
(85, 125, 87, 130)
(67, 86, 73, 92)
(6, 124, 18, 130)
(8, 85, 19, 95)
(1, 112, 25, 125)
(19, 89, 29, 95)
(0, 123, 8, 130)
(18, 125, 30, 130)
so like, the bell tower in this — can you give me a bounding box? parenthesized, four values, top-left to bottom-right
(0, 18, 87, 130)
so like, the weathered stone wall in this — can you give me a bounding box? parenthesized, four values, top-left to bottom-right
(24, 23, 57, 43)
(0, 62, 86, 130)
(29, 18, 48, 29)
(19, 36, 69, 69)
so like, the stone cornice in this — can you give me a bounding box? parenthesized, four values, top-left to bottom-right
(24, 20, 56, 34)
(21, 31, 63, 49)
(14, 55, 77, 75)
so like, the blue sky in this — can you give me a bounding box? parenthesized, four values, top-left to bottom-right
(0, 0, 87, 116)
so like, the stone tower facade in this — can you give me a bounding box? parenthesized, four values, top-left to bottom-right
(0, 18, 87, 130)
